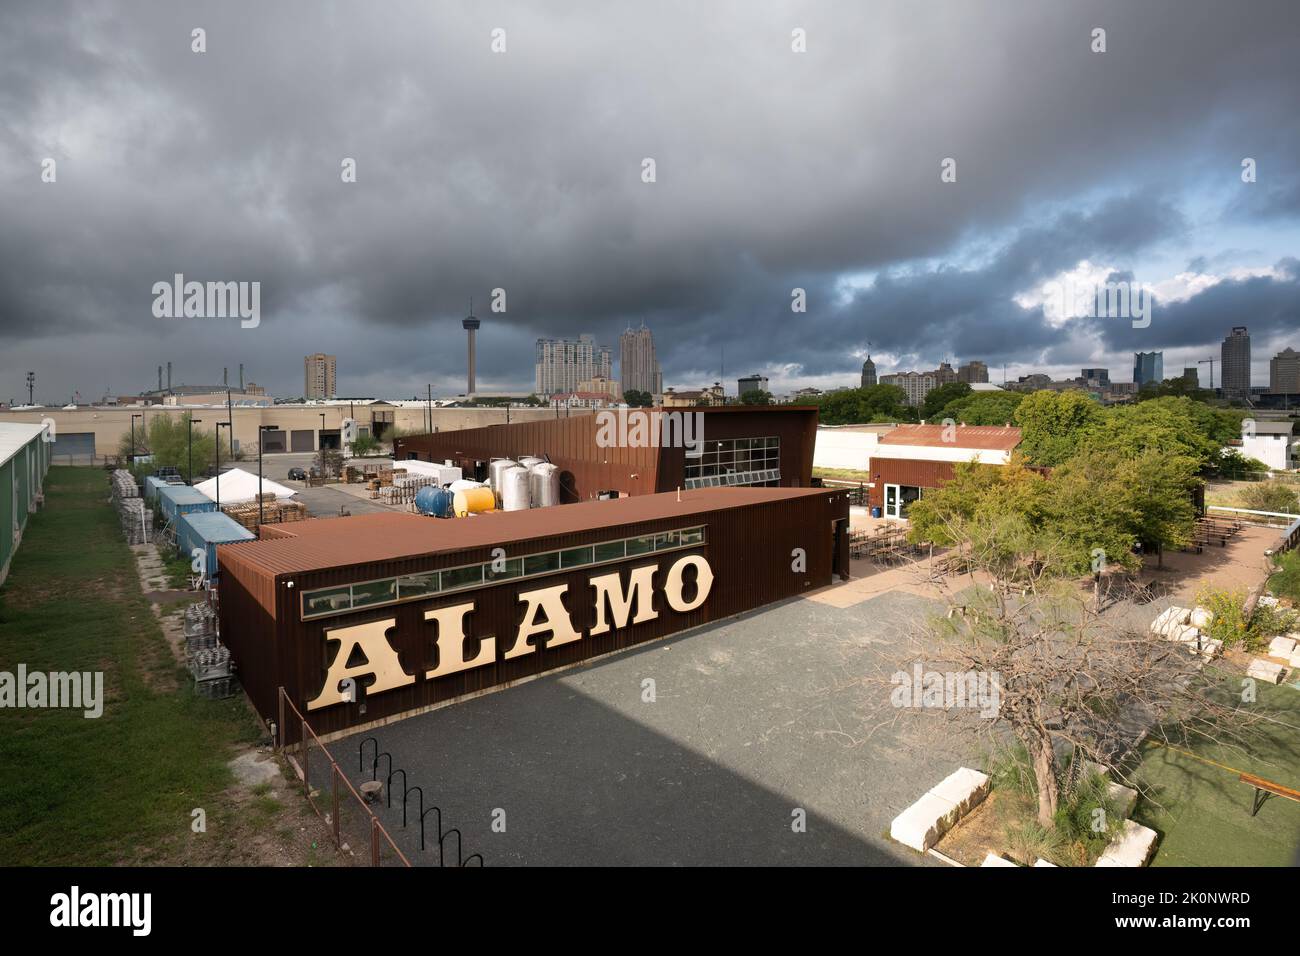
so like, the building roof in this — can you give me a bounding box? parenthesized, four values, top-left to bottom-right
(193, 468, 296, 504)
(0, 422, 48, 468)
(1249, 421, 1296, 435)
(877, 423, 1022, 451)
(221, 486, 836, 577)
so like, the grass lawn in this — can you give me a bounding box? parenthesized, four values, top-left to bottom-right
(0, 467, 261, 865)
(1133, 677, 1300, 867)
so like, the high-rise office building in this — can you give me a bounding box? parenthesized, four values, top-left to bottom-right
(535, 335, 612, 397)
(1133, 351, 1163, 387)
(1222, 326, 1251, 396)
(304, 353, 337, 399)
(1270, 347, 1300, 394)
(737, 374, 769, 397)
(957, 360, 989, 384)
(861, 355, 877, 388)
(880, 370, 938, 407)
(1081, 367, 1110, 387)
(619, 324, 662, 396)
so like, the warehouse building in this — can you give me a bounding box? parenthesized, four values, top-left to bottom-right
(393, 406, 819, 502)
(863, 424, 1022, 518)
(0, 422, 52, 587)
(218, 486, 850, 740)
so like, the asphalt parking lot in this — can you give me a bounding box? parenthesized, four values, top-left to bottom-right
(332, 589, 973, 866)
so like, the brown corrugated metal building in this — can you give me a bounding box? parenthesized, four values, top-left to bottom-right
(392, 406, 818, 501)
(219, 486, 850, 740)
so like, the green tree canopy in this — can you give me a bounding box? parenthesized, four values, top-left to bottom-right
(921, 381, 971, 421)
(811, 384, 914, 425)
(935, 390, 1024, 426)
(1012, 390, 1103, 466)
(738, 389, 774, 406)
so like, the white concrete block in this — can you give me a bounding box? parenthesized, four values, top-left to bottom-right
(1290, 648, 1300, 669)
(889, 791, 961, 852)
(1169, 624, 1203, 646)
(1189, 607, 1214, 630)
(1095, 819, 1159, 867)
(928, 767, 991, 817)
(1150, 606, 1191, 637)
(1258, 595, 1279, 607)
(1200, 639, 1223, 661)
(1267, 636, 1297, 659)
(1246, 659, 1286, 684)
(1033, 859, 1058, 867)
(981, 852, 1018, 867)
(1107, 781, 1139, 819)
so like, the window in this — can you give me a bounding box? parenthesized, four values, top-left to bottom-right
(441, 565, 483, 590)
(398, 572, 440, 598)
(301, 525, 708, 620)
(625, 535, 654, 556)
(304, 586, 351, 615)
(351, 579, 396, 607)
(684, 435, 780, 486)
(560, 546, 594, 568)
(485, 558, 523, 582)
(524, 551, 561, 575)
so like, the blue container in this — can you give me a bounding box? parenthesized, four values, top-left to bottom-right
(144, 476, 172, 502)
(870, 506, 882, 519)
(415, 485, 452, 518)
(157, 484, 219, 523)
(176, 511, 255, 581)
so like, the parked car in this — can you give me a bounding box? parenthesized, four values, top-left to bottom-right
(287, 467, 307, 480)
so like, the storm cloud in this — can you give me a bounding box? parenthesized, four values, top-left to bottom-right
(1, 0, 1298, 400)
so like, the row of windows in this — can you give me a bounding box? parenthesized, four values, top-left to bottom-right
(684, 468, 781, 489)
(685, 436, 781, 483)
(301, 526, 708, 620)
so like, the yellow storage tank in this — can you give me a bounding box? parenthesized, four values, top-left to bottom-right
(452, 486, 496, 517)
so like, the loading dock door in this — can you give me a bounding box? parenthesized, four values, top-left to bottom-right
(290, 429, 315, 452)
(52, 432, 95, 462)
(261, 430, 287, 453)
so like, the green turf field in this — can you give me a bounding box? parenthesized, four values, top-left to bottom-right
(1133, 678, 1300, 867)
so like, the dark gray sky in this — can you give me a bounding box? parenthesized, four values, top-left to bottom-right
(2, 0, 1298, 402)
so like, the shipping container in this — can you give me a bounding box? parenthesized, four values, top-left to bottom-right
(218, 486, 851, 741)
(176, 510, 256, 582)
(157, 484, 219, 523)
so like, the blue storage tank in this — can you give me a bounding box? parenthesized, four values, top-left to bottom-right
(176, 511, 255, 581)
(415, 485, 452, 518)
(157, 484, 218, 523)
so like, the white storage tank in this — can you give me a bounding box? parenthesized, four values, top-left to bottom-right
(518, 456, 545, 470)
(488, 458, 519, 497)
(528, 462, 560, 508)
(500, 465, 531, 511)
(448, 478, 485, 494)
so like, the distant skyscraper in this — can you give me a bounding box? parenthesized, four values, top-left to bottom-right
(1270, 346, 1300, 394)
(880, 370, 938, 407)
(957, 360, 989, 384)
(536, 334, 612, 397)
(737, 374, 769, 396)
(304, 353, 336, 399)
(1081, 367, 1110, 387)
(1182, 367, 1200, 385)
(1133, 351, 1163, 387)
(619, 324, 662, 396)
(861, 355, 877, 388)
(1221, 326, 1251, 396)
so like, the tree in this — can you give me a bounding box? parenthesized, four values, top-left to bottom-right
(1012, 390, 1102, 466)
(314, 447, 344, 478)
(921, 381, 971, 421)
(349, 433, 379, 457)
(811, 384, 913, 425)
(117, 412, 231, 479)
(936, 390, 1024, 426)
(623, 389, 653, 407)
(1239, 481, 1300, 515)
(738, 389, 773, 406)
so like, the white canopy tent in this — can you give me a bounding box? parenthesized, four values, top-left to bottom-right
(194, 467, 297, 505)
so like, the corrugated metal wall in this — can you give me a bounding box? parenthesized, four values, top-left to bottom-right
(864, 457, 959, 508)
(219, 490, 849, 740)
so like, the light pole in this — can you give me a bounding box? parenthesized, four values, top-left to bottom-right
(215, 422, 231, 510)
(188, 418, 203, 485)
(257, 424, 279, 531)
(130, 413, 143, 465)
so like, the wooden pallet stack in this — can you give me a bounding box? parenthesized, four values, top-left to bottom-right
(222, 497, 310, 529)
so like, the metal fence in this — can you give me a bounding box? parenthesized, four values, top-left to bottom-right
(276, 688, 411, 867)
